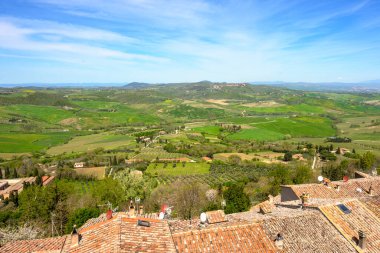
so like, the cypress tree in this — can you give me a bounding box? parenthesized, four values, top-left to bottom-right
(0, 168, 3, 179)
(12, 168, 18, 178)
(35, 175, 43, 186)
(4, 167, 10, 179)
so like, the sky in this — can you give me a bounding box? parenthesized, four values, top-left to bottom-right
(0, 0, 379, 84)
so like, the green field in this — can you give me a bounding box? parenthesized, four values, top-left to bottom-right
(252, 117, 336, 138)
(227, 128, 285, 141)
(47, 133, 133, 155)
(0, 83, 379, 156)
(146, 162, 210, 176)
(0, 132, 76, 153)
(192, 125, 221, 135)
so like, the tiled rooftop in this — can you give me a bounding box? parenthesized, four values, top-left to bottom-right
(0, 236, 67, 253)
(1, 213, 176, 253)
(319, 199, 380, 252)
(360, 196, 380, 218)
(261, 212, 357, 253)
(205, 210, 227, 224)
(2, 184, 380, 253)
(282, 176, 380, 201)
(172, 223, 278, 253)
(0, 177, 36, 195)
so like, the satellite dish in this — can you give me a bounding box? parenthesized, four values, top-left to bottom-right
(356, 188, 362, 193)
(317, 176, 324, 182)
(158, 212, 165, 220)
(200, 212, 207, 223)
(343, 176, 349, 182)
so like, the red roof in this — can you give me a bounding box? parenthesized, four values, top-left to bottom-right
(0, 236, 67, 253)
(319, 199, 380, 252)
(172, 223, 277, 253)
(282, 176, 380, 200)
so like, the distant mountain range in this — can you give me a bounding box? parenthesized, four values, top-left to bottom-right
(1, 80, 379, 92)
(250, 81, 380, 92)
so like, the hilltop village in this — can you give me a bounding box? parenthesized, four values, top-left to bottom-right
(1, 170, 379, 253)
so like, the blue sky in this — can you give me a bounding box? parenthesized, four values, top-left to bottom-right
(0, 0, 379, 84)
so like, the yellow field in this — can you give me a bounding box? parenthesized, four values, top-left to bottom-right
(75, 166, 106, 179)
(213, 152, 285, 163)
(47, 133, 133, 155)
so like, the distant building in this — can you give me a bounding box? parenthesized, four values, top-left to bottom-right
(74, 162, 85, 168)
(202, 157, 213, 163)
(0, 177, 36, 199)
(292, 154, 306, 161)
(0, 176, 56, 199)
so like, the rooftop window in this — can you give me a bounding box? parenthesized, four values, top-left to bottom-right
(337, 204, 351, 214)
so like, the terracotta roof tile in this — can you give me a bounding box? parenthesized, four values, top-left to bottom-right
(206, 210, 227, 224)
(360, 196, 380, 218)
(172, 223, 278, 253)
(319, 199, 380, 252)
(0, 236, 67, 253)
(261, 212, 357, 253)
(283, 176, 380, 201)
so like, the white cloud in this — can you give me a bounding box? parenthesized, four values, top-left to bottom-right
(0, 19, 167, 63)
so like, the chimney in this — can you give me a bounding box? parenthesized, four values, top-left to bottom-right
(129, 200, 135, 217)
(268, 195, 274, 204)
(106, 209, 113, 220)
(300, 193, 310, 205)
(139, 205, 144, 215)
(358, 230, 366, 249)
(70, 225, 81, 247)
(368, 185, 374, 196)
(336, 185, 340, 191)
(274, 233, 284, 250)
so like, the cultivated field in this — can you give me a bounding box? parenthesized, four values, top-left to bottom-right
(146, 162, 210, 176)
(75, 166, 106, 179)
(47, 133, 133, 155)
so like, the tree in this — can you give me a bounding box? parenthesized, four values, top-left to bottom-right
(4, 167, 10, 179)
(360, 151, 376, 171)
(19, 185, 51, 222)
(113, 170, 154, 202)
(228, 155, 242, 165)
(268, 166, 292, 195)
(12, 168, 18, 179)
(293, 166, 313, 184)
(65, 208, 100, 234)
(322, 160, 349, 181)
(0, 224, 41, 246)
(35, 175, 43, 186)
(174, 183, 208, 219)
(33, 167, 39, 177)
(352, 148, 356, 154)
(283, 152, 293, 162)
(329, 144, 334, 151)
(336, 147, 342, 155)
(0, 168, 3, 179)
(224, 183, 251, 214)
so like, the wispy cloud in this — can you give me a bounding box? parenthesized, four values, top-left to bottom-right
(0, 18, 166, 63)
(0, 0, 379, 83)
